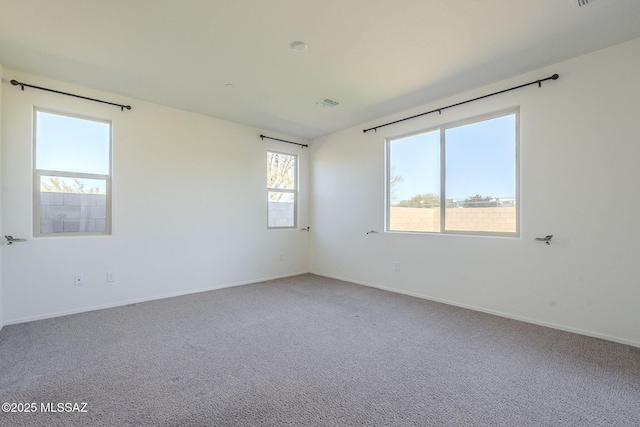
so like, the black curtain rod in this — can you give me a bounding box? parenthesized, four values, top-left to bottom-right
(363, 73, 559, 133)
(10, 79, 132, 111)
(260, 134, 308, 148)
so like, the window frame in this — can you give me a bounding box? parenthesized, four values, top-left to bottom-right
(266, 150, 298, 230)
(33, 107, 113, 237)
(385, 108, 520, 237)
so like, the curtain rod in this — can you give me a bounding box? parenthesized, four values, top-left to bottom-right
(260, 134, 308, 148)
(10, 79, 132, 111)
(363, 74, 559, 133)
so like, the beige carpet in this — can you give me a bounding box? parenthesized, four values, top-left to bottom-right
(1, 274, 639, 426)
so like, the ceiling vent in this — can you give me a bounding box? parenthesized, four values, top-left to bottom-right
(573, 0, 598, 9)
(313, 98, 340, 108)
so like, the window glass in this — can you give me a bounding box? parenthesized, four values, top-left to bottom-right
(389, 130, 440, 232)
(36, 111, 110, 174)
(445, 114, 517, 233)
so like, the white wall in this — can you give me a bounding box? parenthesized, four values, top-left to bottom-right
(310, 38, 640, 347)
(1, 69, 309, 324)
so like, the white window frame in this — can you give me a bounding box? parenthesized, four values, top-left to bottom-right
(385, 108, 520, 237)
(33, 108, 113, 237)
(267, 150, 298, 229)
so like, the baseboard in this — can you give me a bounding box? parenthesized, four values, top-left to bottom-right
(310, 270, 640, 349)
(3, 270, 310, 326)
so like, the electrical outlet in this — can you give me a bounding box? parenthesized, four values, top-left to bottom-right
(279, 253, 284, 261)
(572, 0, 598, 10)
(74, 275, 84, 286)
(393, 261, 400, 272)
(106, 271, 116, 283)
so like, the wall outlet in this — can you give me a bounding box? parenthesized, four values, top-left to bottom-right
(74, 274, 84, 286)
(106, 271, 116, 283)
(278, 253, 284, 261)
(393, 261, 400, 272)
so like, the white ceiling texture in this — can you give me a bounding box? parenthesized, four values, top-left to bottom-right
(1, 0, 639, 139)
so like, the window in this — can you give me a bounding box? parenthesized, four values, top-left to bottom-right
(267, 151, 297, 228)
(387, 109, 518, 236)
(34, 109, 112, 235)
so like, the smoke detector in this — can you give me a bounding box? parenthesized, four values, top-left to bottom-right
(313, 98, 340, 108)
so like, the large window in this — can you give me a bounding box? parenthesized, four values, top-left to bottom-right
(267, 151, 297, 228)
(387, 109, 518, 236)
(34, 109, 112, 235)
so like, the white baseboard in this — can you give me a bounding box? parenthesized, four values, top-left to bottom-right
(3, 270, 310, 326)
(310, 270, 640, 349)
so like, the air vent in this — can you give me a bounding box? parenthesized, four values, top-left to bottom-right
(313, 98, 340, 108)
(573, 0, 598, 8)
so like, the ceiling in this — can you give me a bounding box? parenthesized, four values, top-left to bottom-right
(1, 0, 639, 140)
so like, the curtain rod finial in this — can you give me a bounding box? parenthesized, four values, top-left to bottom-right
(10, 80, 24, 90)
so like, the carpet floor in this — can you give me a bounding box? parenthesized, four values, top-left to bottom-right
(1, 274, 639, 426)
